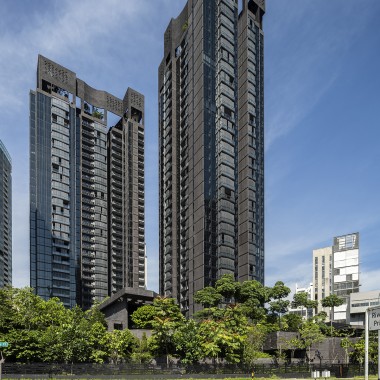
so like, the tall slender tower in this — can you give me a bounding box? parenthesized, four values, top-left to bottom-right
(0, 139, 12, 287)
(159, 0, 265, 316)
(30, 55, 145, 308)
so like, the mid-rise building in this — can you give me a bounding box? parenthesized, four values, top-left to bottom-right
(288, 283, 314, 319)
(347, 290, 380, 327)
(159, 0, 265, 315)
(0, 139, 12, 287)
(30, 55, 145, 308)
(313, 246, 333, 316)
(313, 232, 359, 322)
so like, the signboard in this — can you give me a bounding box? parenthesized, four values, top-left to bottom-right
(0, 342, 8, 348)
(368, 306, 380, 331)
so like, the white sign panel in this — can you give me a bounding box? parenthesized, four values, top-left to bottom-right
(368, 306, 380, 331)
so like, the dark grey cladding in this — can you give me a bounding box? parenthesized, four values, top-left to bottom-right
(30, 56, 146, 309)
(159, 0, 265, 317)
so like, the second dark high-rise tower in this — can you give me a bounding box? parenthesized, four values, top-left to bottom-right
(30, 55, 145, 309)
(159, 0, 265, 315)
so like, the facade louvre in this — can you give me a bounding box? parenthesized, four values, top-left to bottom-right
(313, 232, 360, 322)
(30, 55, 145, 309)
(0, 140, 12, 287)
(159, 0, 265, 316)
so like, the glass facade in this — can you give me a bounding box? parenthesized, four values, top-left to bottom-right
(159, 0, 265, 316)
(0, 140, 12, 287)
(30, 55, 145, 308)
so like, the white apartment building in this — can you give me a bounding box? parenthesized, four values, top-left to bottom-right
(313, 232, 359, 322)
(288, 283, 314, 319)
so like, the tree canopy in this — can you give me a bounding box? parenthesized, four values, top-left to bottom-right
(0, 280, 361, 366)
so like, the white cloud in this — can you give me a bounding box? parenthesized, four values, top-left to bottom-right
(360, 270, 380, 293)
(265, 1, 374, 150)
(266, 260, 311, 289)
(0, 0, 188, 291)
(266, 73, 337, 149)
(0, 0, 146, 113)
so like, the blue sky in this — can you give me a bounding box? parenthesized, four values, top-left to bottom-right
(1, 0, 379, 295)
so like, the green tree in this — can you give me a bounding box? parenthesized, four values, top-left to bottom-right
(87, 322, 109, 363)
(107, 329, 138, 364)
(131, 332, 153, 364)
(197, 319, 221, 363)
(37, 297, 68, 328)
(53, 306, 92, 363)
(131, 305, 156, 329)
(173, 319, 202, 364)
(269, 282, 291, 330)
(321, 294, 344, 335)
(215, 274, 240, 300)
(269, 300, 290, 329)
(0, 286, 16, 334)
(198, 305, 249, 364)
(237, 280, 269, 322)
(0, 287, 69, 362)
(85, 302, 108, 327)
(350, 337, 365, 365)
(0, 287, 44, 332)
(282, 336, 304, 361)
(299, 321, 324, 364)
(282, 313, 303, 332)
(340, 337, 352, 364)
(149, 297, 185, 366)
(291, 291, 318, 320)
(2, 329, 42, 362)
(194, 305, 225, 322)
(348, 333, 377, 365)
(242, 324, 269, 365)
(39, 325, 65, 362)
(193, 287, 222, 308)
(39, 304, 108, 364)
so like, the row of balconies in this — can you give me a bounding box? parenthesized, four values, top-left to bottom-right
(111, 135, 122, 147)
(180, 193, 189, 208)
(180, 52, 188, 70)
(218, 12, 235, 35)
(218, 58, 235, 78)
(164, 107, 172, 123)
(218, 83, 235, 102)
(82, 175, 94, 184)
(180, 83, 188, 101)
(219, 249, 235, 261)
(180, 67, 188, 83)
(217, 40, 235, 65)
(164, 71, 172, 87)
(218, 200, 235, 214)
(112, 144, 122, 155)
(82, 119, 94, 130)
(162, 117, 172, 135)
(111, 157, 123, 169)
(82, 152, 94, 162)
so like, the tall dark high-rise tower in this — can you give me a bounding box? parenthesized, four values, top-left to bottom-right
(30, 55, 145, 308)
(159, 0, 265, 315)
(0, 139, 12, 287)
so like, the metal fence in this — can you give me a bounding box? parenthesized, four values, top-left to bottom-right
(1, 362, 377, 379)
